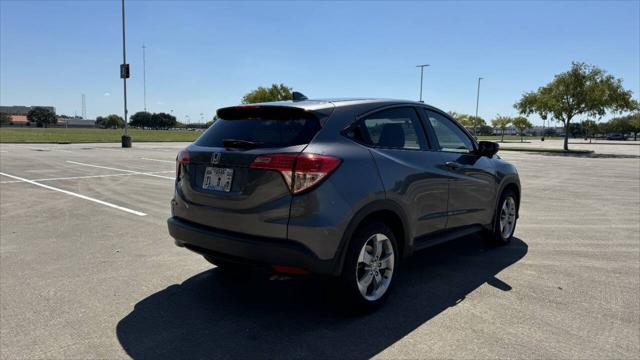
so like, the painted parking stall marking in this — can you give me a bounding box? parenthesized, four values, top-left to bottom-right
(0, 172, 147, 216)
(140, 157, 174, 163)
(66, 160, 175, 180)
(0, 171, 174, 184)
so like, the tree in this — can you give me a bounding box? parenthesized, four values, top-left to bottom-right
(449, 112, 486, 135)
(511, 116, 533, 142)
(97, 114, 124, 129)
(129, 111, 153, 128)
(608, 113, 640, 140)
(597, 122, 611, 138)
(0, 113, 10, 125)
(27, 107, 57, 128)
(447, 111, 462, 119)
(460, 116, 486, 131)
(129, 111, 176, 129)
(581, 120, 598, 141)
(491, 116, 512, 142)
(568, 123, 582, 138)
(628, 113, 640, 141)
(477, 125, 494, 136)
(151, 112, 177, 129)
(515, 62, 638, 150)
(242, 84, 293, 104)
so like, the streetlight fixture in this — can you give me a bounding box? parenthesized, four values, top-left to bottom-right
(416, 64, 430, 102)
(474, 77, 484, 136)
(120, 0, 131, 148)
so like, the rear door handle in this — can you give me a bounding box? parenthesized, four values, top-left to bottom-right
(445, 161, 461, 169)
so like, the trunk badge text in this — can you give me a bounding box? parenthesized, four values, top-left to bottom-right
(211, 152, 222, 164)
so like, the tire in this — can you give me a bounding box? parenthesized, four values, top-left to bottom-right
(338, 222, 399, 311)
(488, 189, 518, 245)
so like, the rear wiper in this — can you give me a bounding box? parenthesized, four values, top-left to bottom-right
(222, 139, 263, 149)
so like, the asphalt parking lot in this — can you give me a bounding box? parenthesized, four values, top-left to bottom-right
(1, 141, 639, 359)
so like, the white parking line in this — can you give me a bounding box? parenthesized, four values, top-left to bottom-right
(0, 172, 147, 216)
(0, 171, 174, 184)
(140, 157, 174, 163)
(66, 161, 175, 180)
(29, 147, 73, 153)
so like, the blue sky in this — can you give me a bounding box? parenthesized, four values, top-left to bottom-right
(1, 0, 638, 124)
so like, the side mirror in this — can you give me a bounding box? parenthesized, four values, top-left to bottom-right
(477, 141, 499, 157)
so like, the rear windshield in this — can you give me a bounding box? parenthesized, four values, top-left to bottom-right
(195, 107, 321, 148)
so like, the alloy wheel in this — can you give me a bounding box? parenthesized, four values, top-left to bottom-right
(356, 233, 395, 301)
(499, 196, 517, 239)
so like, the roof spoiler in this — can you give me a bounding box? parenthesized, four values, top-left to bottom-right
(292, 91, 308, 101)
(217, 105, 316, 120)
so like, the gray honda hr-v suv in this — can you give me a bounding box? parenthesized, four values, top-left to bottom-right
(168, 97, 520, 309)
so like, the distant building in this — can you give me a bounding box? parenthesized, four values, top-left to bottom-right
(0, 105, 56, 116)
(493, 126, 518, 136)
(7, 115, 28, 125)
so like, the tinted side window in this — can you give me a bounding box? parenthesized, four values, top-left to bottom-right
(359, 107, 426, 150)
(423, 110, 474, 153)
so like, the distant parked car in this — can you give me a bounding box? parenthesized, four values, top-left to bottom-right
(607, 134, 627, 140)
(168, 97, 521, 310)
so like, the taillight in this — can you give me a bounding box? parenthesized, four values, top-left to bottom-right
(292, 154, 342, 193)
(176, 149, 190, 178)
(250, 153, 341, 194)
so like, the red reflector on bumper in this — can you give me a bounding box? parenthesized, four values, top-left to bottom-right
(272, 265, 309, 275)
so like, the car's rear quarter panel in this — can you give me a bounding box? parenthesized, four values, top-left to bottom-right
(287, 108, 386, 262)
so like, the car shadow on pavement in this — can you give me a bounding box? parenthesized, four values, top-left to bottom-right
(116, 235, 527, 359)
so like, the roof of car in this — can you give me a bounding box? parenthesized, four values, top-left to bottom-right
(223, 98, 434, 112)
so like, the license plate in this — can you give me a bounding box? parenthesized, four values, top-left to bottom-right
(203, 167, 234, 192)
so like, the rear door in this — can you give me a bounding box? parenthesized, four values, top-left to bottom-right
(349, 106, 449, 240)
(420, 109, 496, 229)
(176, 106, 323, 239)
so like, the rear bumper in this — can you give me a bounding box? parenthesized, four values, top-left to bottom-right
(167, 217, 335, 275)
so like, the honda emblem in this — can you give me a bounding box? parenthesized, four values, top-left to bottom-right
(211, 152, 221, 164)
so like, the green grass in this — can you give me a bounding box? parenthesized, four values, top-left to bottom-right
(476, 135, 565, 142)
(499, 147, 593, 154)
(0, 127, 200, 143)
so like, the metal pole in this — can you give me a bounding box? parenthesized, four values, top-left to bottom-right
(419, 67, 424, 102)
(416, 64, 429, 102)
(121, 0, 130, 147)
(474, 77, 483, 136)
(142, 44, 147, 112)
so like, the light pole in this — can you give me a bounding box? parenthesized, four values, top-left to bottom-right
(120, 0, 131, 147)
(142, 44, 147, 112)
(474, 77, 484, 136)
(416, 64, 430, 102)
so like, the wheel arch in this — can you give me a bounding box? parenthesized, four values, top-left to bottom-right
(332, 200, 411, 276)
(500, 181, 521, 213)
(491, 178, 521, 230)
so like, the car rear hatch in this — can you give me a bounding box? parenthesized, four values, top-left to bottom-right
(175, 105, 328, 239)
